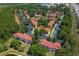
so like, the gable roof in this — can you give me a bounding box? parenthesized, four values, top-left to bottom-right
(48, 13, 57, 20)
(14, 14, 20, 25)
(40, 39, 61, 49)
(14, 33, 33, 41)
(31, 18, 38, 26)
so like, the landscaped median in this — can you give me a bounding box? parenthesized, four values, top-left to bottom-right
(0, 44, 31, 56)
(0, 37, 31, 56)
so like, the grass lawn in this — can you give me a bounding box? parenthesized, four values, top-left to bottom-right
(45, 51, 55, 56)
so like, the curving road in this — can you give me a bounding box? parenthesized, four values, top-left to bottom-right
(71, 3, 79, 30)
(70, 3, 79, 55)
(71, 3, 79, 18)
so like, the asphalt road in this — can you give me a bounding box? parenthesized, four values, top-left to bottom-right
(71, 4, 79, 18)
(71, 4, 79, 29)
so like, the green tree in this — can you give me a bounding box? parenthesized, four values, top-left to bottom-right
(33, 29, 40, 44)
(3, 43, 9, 51)
(10, 39, 21, 50)
(29, 9, 36, 17)
(0, 6, 20, 41)
(27, 44, 48, 56)
(38, 17, 48, 27)
(0, 43, 4, 52)
(57, 16, 61, 21)
(0, 43, 9, 52)
(57, 7, 75, 56)
(38, 29, 47, 36)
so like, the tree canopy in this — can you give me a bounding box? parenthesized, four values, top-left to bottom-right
(38, 17, 48, 27)
(27, 44, 48, 56)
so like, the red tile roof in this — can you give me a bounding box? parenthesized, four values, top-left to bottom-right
(14, 33, 33, 41)
(14, 14, 20, 25)
(37, 26, 43, 30)
(40, 39, 61, 49)
(48, 13, 57, 18)
(24, 10, 28, 14)
(31, 14, 57, 32)
(48, 20, 56, 28)
(43, 27, 51, 32)
(31, 18, 38, 26)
